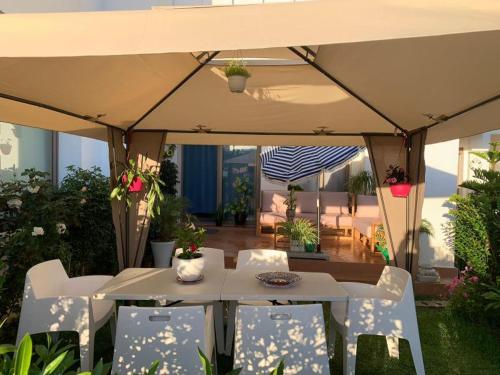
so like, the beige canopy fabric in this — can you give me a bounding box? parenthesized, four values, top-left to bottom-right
(364, 131, 426, 273)
(1, 1, 500, 271)
(0, 0, 499, 144)
(108, 128, 165, 270)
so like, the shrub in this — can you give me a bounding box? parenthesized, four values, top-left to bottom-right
(446, 142, 499, 282)
(59, 166, 117, 276)
(0, 169, 72, 318)
(447, 267, 492, 322)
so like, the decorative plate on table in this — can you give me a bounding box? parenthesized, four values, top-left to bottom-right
(256, 272, 301, 288)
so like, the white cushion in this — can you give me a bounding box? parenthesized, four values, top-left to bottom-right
(295, 192, 317, 213)
(356, 195, 380, 218)
(353, 216, 381, 238)
(320, 214, 352, 228)
(320, 192, 348, 214)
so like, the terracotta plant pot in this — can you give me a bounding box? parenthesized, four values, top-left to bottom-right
(172, 254, 205, 282)
(228, 75, 248, 93)
(122, 175, 144, 192)
(390, 183, 411, 198)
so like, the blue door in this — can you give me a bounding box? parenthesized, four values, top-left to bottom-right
(182, 145, 217, 215)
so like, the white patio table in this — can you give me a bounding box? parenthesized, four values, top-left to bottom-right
(93, 268, 348, 303)
(221, 270, 348, 302)
(93, 267, 227, 302)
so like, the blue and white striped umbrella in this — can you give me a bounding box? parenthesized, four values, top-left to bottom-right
(261, 146, 362, 182)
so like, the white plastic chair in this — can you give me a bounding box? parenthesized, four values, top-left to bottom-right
(16, 259, 116, 371)
(112, 305, 215, 375)
(225, 249, 290, 355)
(234, 304, 330, 375)
(169, 247, 225, 354)
(330, 266, 425, 375)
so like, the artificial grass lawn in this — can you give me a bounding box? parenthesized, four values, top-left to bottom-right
(91, 307, 500, 374)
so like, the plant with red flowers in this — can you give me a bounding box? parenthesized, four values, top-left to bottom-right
(175, 218, 206, 260)
(447, 266, 490, 321)
(110, 158, 164, 217)
(383, 165, 408, 185)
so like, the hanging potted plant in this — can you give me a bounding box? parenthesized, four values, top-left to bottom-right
(384, 164, 411, 198)
(110, 157, 165, 217)
(224, 59, 251, 93)
(226, 176, 252, 225)
(0, 138, 12, 155)
(172, 220, 206, 282)
(281, 218, 318, 252)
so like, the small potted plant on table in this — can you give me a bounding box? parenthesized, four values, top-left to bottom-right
(384, 164, 411, 198)
(224, 59, 251, 93)
(172, 219, 206, 282)
(226, 176, 252, 226)
(281, 218, 318, 252)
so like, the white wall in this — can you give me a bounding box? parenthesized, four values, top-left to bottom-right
(58, 133, 109, 181)
(420, 140, 459, 268)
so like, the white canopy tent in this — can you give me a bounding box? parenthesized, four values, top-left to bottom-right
(0, 0, 499, 271)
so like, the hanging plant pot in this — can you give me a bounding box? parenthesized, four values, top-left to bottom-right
(228, 75, 248, 93)
(122, 175, 144, 192)
(0, 143, 12, 155)
(390, 183, 411, 198)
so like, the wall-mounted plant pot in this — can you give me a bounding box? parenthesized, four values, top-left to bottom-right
(122, 175, 144, 192)
(390, 183, 411, 198)
(0, 143, 12, 155)
(228, 75, 248, 93)
(234, 212, 247, 226)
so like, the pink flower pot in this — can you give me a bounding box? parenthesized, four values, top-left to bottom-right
(390, 183, 411, 198)
(122, 175, 144, 192)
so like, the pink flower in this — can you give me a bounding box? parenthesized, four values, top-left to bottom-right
(469, 276, 479, 283)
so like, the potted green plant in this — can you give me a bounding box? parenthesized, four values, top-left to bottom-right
(347, 171, 375, 195)
(226, 176, 252, 226)
(284, 184, 303, 221)
(224, 59, 251, 93)
(281, 218, 318, 252)
(384, 164, 410, 198)
(172, 218, 206, 281)
(214, 205, 224, 227)
(150, 195, 187, 267)
(110, 157, 165, 217)
(375, 220, 433, 265)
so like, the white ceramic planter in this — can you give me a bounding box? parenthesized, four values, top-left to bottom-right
(228, 75, 247, 93)
(151, 241, 175, 268)
(172, 254, 205, 282)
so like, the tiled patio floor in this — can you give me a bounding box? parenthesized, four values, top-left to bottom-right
(204, 224, 385, 264)
(203, 225, 455, 295)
